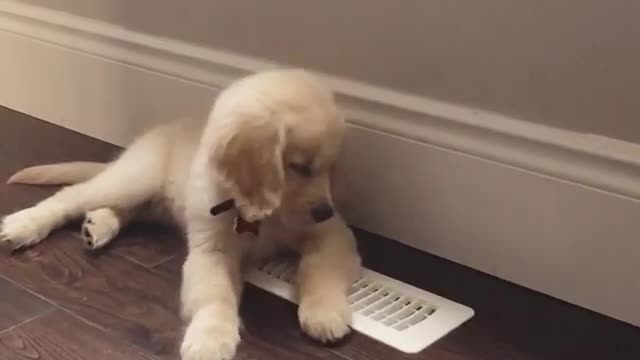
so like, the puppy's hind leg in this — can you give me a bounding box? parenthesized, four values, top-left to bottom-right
(81, 207, 135, 250)
(1, 132, 167, 250)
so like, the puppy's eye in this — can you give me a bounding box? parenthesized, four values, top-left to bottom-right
(288, 163, 312, 177)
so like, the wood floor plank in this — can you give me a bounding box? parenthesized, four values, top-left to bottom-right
(0, 310, 152, 360)
(0, 277, 52, 332)
(110, 223, 185, 269)
(0, 232, 182, 359)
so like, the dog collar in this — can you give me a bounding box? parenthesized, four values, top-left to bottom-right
(209, 199, 260, 236)
(209, 199, 235, 216)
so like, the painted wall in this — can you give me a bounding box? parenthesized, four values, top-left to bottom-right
(21, 0, 640, 143)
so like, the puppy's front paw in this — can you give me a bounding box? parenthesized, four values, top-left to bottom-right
(299, 294, 352, 343)
(1, 208, 54, 250)
(181, 319, 240, 360)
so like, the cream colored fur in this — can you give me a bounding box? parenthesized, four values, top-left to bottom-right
(8, 161, 107, 185)
(0, 69, 362, 360)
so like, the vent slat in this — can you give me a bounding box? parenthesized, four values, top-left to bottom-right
(279, 265, 296, 283)
(269, 262, 291, 279)
(355, 287, 392, 315)
(359, 290, 397, 316)
(394, 308, 433, 330)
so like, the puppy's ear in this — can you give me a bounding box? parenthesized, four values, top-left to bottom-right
(212, 112, 286, 222)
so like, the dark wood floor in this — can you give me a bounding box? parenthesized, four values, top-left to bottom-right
(1, 106, 639, 360)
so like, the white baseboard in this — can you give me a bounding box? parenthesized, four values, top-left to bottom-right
(2, 1, 640, 327)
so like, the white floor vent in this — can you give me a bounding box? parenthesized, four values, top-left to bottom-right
(246, 259, 475, 354)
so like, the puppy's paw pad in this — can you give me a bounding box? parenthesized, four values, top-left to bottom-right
(181, 322, 240, 360)
(82, 209, 120, 250)
(299, 295, 352, 343)
(1, 208, 53, 250)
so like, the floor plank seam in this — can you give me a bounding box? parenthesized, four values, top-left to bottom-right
(0, 307, 56, 336)
(2, 253, 185, 359)
(56, 307, 172, 360)
(0, 272, 110, 334)
(148, 255, 179, 269)
(1, 252, 182, 358)
(26, 291, 176, 360)
(111, 252, 180, 282)
(0, 273, 61, 309)
(112, 252, 162, 269)
(70, 230, 177, 271)
(325, 347, 359, 360)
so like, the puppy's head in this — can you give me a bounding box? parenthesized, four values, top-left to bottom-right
(208, 69, 345, 226)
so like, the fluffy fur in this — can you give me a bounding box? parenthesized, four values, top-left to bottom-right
(0, 69, 362, 360)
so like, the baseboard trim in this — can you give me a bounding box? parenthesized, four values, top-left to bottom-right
(2, 1, 640, 201)
(2, 1, 640, 327)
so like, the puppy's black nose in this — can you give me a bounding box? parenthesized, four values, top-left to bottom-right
(311, 203, 334, 223)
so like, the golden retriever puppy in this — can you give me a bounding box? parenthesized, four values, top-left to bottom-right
(1, 69, 362, 360)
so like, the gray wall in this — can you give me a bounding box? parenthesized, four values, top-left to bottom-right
(23, 0, 640, 143)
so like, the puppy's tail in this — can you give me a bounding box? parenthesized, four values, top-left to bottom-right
(7, 161, 108, 185)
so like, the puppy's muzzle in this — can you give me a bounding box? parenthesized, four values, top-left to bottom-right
(310, 203, 334, 223)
